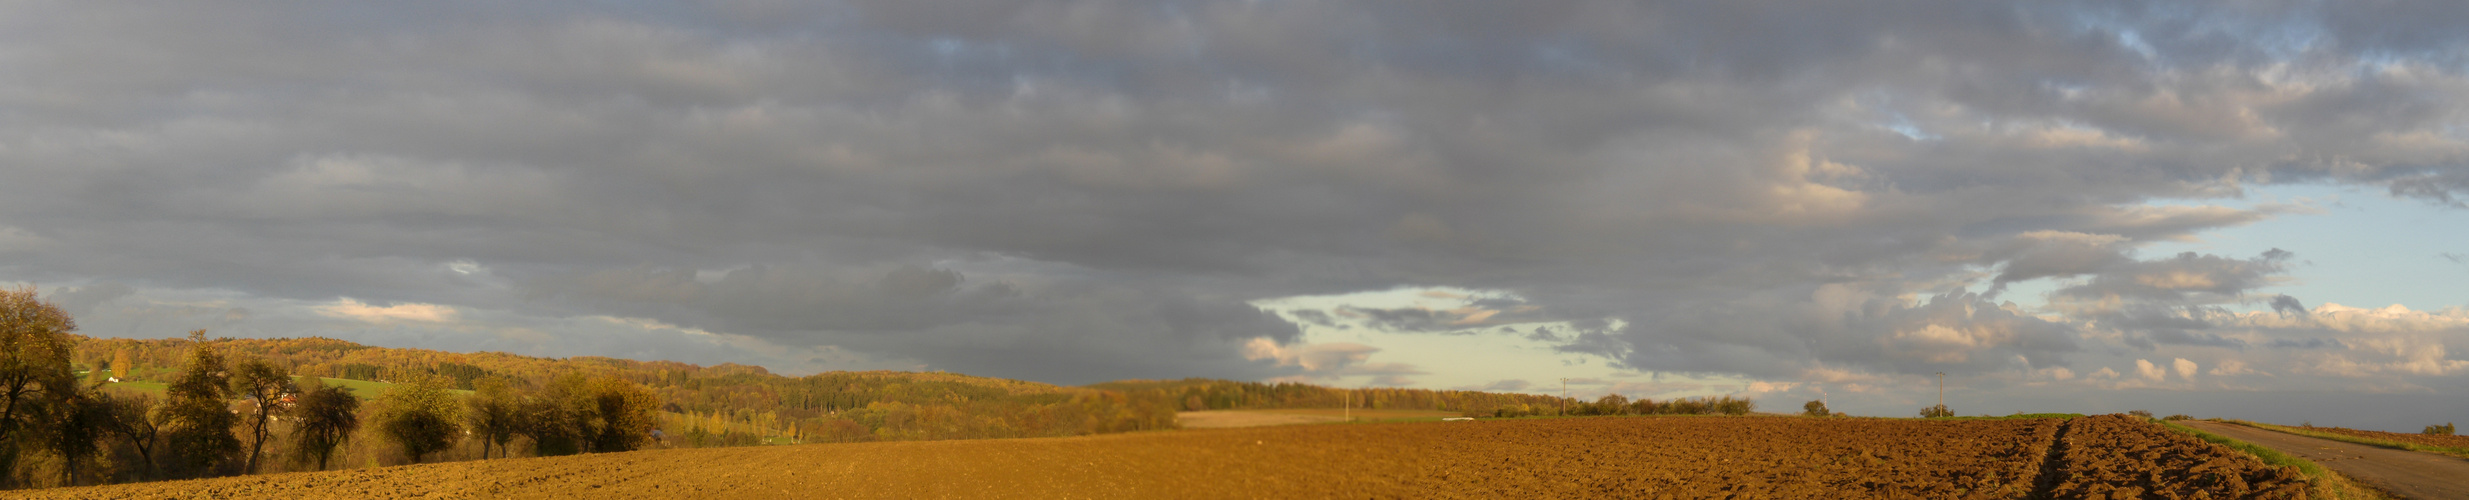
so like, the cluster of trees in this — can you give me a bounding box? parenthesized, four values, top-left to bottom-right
(13, 287, 1605, 490)
(2428, 423, 2455, 436)
(86, 338, 1185, 446)
(1486, 394, 1759, 418)
(0, 288, 667, 490)
(1089, 378, 1569, 417)
(1919, 404, 1955, 418)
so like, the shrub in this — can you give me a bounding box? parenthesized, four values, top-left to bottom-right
(1711, 396, 1755, 415)
(2127, 409, 2154, 418)
(1593, 394, 1631, 416)
(2428, 423, 2456, 436)
(2162, 414, 2192, 421)
(1802, 400, 1829, 417)
(1918, 404, 1953, 418)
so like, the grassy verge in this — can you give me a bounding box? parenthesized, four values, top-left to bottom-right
(2216, 419, 2469, 460)
(2154, 419, 2390, 500)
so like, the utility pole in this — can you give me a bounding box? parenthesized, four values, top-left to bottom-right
(1935, 372, 1946, 410)
(1560, 378, 1569, 417)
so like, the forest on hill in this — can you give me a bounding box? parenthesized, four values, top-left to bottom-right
(2, 286, 1577, 490)
(82, 336, 1575, 444)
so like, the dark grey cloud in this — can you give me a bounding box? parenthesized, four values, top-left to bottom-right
(2055, 249, 2292, 304)
(1596, 286, 2080, 380)
(2267, 294, 2310, 317)
(2, 1, 2465, 393)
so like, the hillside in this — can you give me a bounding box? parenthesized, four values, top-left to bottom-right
(78, 336, 1181, 446)
(76, 336, 1567, 447)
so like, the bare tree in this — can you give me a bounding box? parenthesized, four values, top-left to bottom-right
(100, 391, 165, 479)
(42, 384, 116, 486)
(229, 359, 296, 473)
(466, 377, 521, 459)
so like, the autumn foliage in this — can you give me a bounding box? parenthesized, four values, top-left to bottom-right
(5, 292, 1566, 491)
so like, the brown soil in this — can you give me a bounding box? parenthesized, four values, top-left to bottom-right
(19, 415, 2306, 499)
(2049, 415, 2310, 499)
(1175, 410, 1348, 428)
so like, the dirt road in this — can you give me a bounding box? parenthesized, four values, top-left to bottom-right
(2180, 420, 2469, 499)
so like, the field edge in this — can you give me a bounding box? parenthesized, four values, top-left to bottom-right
(2156, 419, 2392, 500)
(2216, 419, 2469, 460)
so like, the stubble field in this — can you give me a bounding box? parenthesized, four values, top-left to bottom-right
(24, 415, 2308, 499)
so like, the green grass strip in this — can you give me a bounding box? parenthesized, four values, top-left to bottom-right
(2216, 419, 2469, 460)
(2155, 419, 2385, 500)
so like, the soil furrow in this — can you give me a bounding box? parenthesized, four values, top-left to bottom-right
(2028, 417, 2073, 500)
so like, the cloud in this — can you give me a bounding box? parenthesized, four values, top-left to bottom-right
(2051, 249, 2294, 311)
(0, 0, 2463, 409)
(2300, 337, 2469, 378)
(1243, 338, 1426, 385)
(2040, 367, 2076, 381)
(2136, 359, 2167, 382)
(2268, 295, 2310, 317)
(315, 298, 457, 323)
(1459, 379, 1532, 392)
(2173, 358, 2199, 380)
(44, 282, 135, 316)
(2208, 359, 2263, 377)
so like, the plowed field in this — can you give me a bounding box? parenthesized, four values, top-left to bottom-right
(2049, 415, 2310, 499)
(23, 415, 2308, 499)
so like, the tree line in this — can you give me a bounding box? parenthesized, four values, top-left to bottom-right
(1, 288, 665, 489)
(1088, 378, 1573, 417)
(12, 286, 1593, 490)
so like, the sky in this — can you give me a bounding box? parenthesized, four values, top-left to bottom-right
(2, 1, 2465, 431)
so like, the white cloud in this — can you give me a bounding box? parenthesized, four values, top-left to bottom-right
(2136, 359, 2167, 382)
(2302, 337, 2469, 378)
(1243, 337, 1425, 385)
(2249, 303, 2469, 333)
(315, 297, 456, 323)
(2038, 366, 2076, 381)
(2173, 358, 2198, 380)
